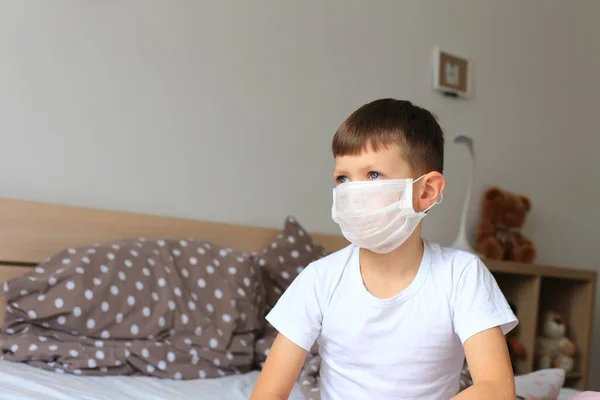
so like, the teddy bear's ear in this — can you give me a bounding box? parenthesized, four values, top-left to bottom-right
(520, 196, 531, 212)
(484, 187, 504, 201)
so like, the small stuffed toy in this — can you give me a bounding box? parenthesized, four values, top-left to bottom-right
(535, 311, 576, 373)
(475, 186, 536, 263)
(506, 301, 526, 372)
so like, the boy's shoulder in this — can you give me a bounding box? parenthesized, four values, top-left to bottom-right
(292, 244, 355, 302)
(426, 242, 495, 304)
(426, 240, 486, 278)
(309, 244, 356, 275)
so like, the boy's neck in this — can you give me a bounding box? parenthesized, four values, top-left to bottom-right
(359, 227, 425, 279)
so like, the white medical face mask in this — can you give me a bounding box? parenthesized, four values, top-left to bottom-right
(331, 176, 442, 254)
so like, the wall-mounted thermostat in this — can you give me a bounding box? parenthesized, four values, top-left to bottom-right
(433, 48, 471, 98)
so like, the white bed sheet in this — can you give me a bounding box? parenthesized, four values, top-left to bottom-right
(0, 360, 306, 400)
(0, 359, 584, 400)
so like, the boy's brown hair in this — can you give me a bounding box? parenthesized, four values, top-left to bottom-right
(332, 98, 445, 174)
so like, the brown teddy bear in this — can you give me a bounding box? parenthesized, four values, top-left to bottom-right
(475, 186, 536, 263)
(535, 311, 576, 373)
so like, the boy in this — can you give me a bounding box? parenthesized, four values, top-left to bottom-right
(251, 99, 517, 399)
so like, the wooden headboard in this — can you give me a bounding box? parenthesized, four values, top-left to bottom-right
(0, 197, 349, 326)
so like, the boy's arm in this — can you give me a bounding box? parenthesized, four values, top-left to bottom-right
(452, 326, 515, 400)
(250, 333, 308, 400)
(251, 263, 323, 399)
(451, 257, 518, 400)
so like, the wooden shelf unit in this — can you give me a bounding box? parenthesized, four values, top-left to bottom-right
(483, 258, 597, 390)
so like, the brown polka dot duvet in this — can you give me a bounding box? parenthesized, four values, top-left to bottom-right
(0, 216, 328, 400)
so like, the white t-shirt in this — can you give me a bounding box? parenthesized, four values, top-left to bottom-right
(265, 240, 518, 400)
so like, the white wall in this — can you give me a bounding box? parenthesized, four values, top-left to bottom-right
(1, 0, 599, 388)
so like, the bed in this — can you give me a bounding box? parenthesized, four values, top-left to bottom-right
(0, 198, 587, 400)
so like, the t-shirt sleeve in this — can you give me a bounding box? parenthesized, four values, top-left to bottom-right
(265, 264, 322, 352)
(453, 257, 518, 344)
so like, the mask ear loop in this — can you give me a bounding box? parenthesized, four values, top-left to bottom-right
(423, 192, 443, 213)
(436, 192, 444, 204)
(413, 175, 426, 183)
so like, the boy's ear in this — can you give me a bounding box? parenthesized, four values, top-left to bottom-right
(418, 171, 445, 210)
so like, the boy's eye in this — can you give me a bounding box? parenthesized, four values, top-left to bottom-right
(368, 171, 381, 179)
(336, 176, 348, 184)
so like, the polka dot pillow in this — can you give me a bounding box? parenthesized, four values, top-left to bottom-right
(255, 216, 328, 311)
(0, 238, 265, 379)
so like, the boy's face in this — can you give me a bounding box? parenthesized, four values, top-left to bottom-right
(333, 142, 439, 212)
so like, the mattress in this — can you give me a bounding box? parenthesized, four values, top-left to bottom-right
(0, 360, 306, 400)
